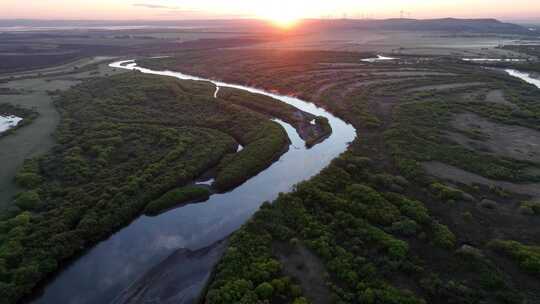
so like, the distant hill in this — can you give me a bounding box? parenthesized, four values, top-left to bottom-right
(0, 18, 533, 35)
(302, 18, 533, 35)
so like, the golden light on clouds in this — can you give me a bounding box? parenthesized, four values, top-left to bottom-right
(0, 0, 538, 21)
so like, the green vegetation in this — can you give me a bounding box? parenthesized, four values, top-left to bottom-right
(519, 201, 540, 216)
(0, 71, 295, 303)
(15, 159, 43, 189)
(186, 83, 331, 150)
(214, 121, 289, 190)
(489, 240, 540, 276)
(205, 156, 520, 303)
(385, 85, 540, 183)
(305, 116, 332, 147)
(430, 183, 465, 201)
(145, 186, 211, 215)
(13, 191, 41, 211)
(150, 50, 539, 303)
(3, 47, 539, 303)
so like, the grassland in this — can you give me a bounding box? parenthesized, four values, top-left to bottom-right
(0, 58, 126, 209)
(143, 49, 540, 303)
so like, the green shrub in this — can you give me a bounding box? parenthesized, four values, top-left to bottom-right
(255, 282, 274, 299)
(519, 201, 540, 216)
(15, 173, 42, 189)
(346, 184, 401, 226)
(145, 186, 210, 215)
(489, 240, 540, 275)
(292, 298, 310, 304)
(214, 121, 289, 191)
(390, 219, 419, 236)
(14, 191, 41, 211)
(431, 222, 456, 249)
(206, 279, 254, 304)
(430, 183, 464, 202)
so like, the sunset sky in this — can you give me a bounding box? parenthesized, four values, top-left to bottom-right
(1, 0, 539, 22)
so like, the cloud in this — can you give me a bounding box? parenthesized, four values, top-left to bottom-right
(132, 3, 179, 10)
(156, 9, 206, 16)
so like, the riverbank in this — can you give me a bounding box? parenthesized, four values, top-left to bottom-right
(144, 49, 539, 303)
(26, 59, 355, 304)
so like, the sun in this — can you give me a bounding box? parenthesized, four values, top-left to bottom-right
(253, 4, 304, 29)
(266, 14, 301, 28)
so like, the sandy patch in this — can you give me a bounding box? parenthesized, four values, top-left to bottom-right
(451, 113, 540, 163)
(484, 90, 517, 108)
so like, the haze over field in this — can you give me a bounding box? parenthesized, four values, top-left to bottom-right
(1, 0, 539, 23)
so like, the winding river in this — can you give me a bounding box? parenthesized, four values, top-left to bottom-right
(505, 69, 540, 89)
(31, 60, 356, 304)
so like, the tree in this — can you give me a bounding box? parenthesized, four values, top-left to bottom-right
(255, 282, 274, 299)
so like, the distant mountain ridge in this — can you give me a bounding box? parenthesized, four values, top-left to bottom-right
(366, 18, 527, 33)
(304, 18, 532, 34)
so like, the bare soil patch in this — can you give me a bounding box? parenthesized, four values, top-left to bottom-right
(273, 242, 331, 304)
(485, 89, 515, 107)
(407, 82, 485, 92)
(450, 113, 540, 163)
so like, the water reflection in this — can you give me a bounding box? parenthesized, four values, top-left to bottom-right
(506, 69, 540, 89)
(0, 115, 22, 133)
(361, 55, 398, 63)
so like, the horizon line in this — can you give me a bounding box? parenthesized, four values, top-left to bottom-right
(0, 17, 532, 22)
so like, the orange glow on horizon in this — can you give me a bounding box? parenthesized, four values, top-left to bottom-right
(252, 3, 305, 29)
(0, 0, 539, 21)
(266, 17, 300, 29)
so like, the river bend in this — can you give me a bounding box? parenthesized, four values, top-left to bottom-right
(31, 59, 357, 304)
